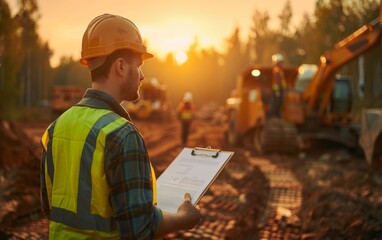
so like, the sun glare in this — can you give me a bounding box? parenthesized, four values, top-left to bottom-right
(174, 51, 188, 65)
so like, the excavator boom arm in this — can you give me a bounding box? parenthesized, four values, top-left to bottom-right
(304, 17, 382, 115)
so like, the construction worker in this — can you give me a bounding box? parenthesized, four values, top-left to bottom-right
(40, 14, 200, 239)
(269, 53, 287, 118)
(177, 92, 195, 145)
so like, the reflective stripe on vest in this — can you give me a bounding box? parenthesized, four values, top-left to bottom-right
(42, 106, 157, 233)
(180, 112, 193, 120)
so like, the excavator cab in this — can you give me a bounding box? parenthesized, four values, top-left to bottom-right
(325, 75, 353, 125)
(290, 65, 353, 127)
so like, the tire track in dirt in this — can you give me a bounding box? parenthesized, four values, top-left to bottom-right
(248, 156, 302, 239)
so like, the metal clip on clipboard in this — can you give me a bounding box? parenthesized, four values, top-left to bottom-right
(191, 146, 220, 158)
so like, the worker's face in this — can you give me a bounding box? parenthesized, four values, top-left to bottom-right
(120, 53, 144, 102)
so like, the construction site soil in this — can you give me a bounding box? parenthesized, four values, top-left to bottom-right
(0, 118, 382, 239)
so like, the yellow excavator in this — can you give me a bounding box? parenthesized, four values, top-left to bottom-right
(225, 3, 382, 167)
(121, 78, 171, 121)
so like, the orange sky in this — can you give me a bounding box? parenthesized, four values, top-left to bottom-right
(9, 0, 316, 66)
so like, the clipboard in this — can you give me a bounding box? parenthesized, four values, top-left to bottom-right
(156, 147, 234, 213)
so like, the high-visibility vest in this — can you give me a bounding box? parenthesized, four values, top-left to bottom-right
(271, 65, 287, 92)
(178, 102, 194, 120)
(41, 105, 157, 239)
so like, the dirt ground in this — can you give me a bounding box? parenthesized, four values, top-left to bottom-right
(276, 145, 382, 239)
(0, 118, 382, 239)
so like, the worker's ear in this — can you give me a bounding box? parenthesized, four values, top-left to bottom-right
(114, 58, 126, 76)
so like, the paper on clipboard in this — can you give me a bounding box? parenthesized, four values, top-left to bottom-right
(156, 147, 234, 213)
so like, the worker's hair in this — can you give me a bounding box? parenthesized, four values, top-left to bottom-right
(90, 49, 136, 81)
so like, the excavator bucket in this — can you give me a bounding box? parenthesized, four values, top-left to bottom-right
(359, 108, 382, 168)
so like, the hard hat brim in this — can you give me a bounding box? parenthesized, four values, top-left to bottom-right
(142, 51, 154, 60)
(81, 50, 154, 67)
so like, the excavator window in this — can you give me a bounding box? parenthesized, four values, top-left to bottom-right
(330, 76, 352, 113)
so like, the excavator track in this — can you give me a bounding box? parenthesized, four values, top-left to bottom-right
(255, 118, 299, 154)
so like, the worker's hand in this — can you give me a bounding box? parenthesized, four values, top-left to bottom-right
(177, 193, 201, 229)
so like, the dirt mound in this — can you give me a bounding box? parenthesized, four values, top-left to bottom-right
(0, 120, 41, 232)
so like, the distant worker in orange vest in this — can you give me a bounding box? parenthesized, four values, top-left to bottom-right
(269, 53, 287, 118)
(178, 92, 195, 145)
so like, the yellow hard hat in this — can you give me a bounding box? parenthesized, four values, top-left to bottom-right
(80, 14, 153, 67)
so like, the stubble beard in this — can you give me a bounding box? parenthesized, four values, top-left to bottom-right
(124, 90, 140, 102)
(131, 83, 141, 102)
(122, 76, 141, 102)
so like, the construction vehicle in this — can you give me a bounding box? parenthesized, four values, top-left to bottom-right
(52, 85, 84, 114)
(225, 8, 382, 165)
(121, 78, 171, 120)
(225, 65, 299, 150)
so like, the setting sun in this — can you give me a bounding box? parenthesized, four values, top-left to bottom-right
(9, 0, 317, 66)
(174, 51, 188, 65)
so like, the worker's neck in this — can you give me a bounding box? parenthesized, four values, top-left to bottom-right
(92, 80, 122, 103)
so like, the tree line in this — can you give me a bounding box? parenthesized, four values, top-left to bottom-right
(0, 0, 380, 120)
